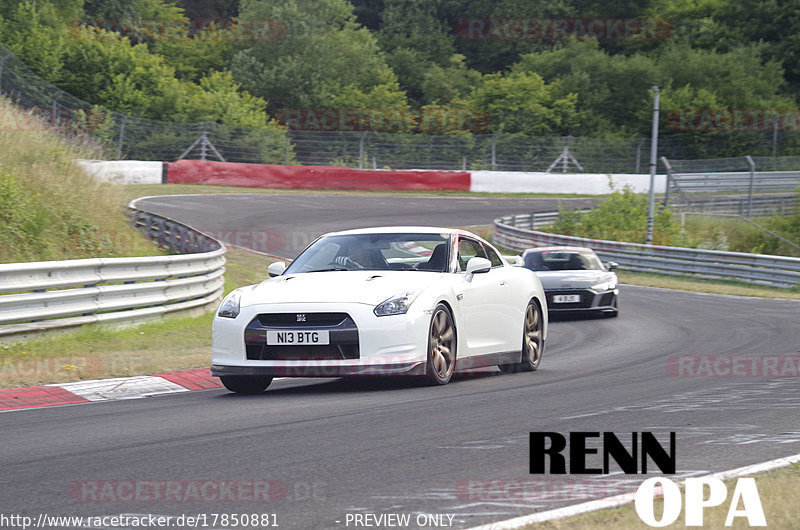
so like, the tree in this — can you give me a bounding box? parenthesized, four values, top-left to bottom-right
(230, 0, 407, 113)
(374, 0, 456, 104)
(459, 71, 580, 136)
(421, 54, 483, 105)
(0, 2, 73, 80)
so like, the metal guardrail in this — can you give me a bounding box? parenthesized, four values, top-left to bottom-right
(494, 214, 800, 289)
(0, 209, 226, 339)
(669, 171, 800, 194)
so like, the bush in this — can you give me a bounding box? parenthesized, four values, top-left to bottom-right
(547, 185, 679, 245)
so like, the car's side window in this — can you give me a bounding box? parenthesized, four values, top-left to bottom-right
(457, 238, 488, 271)
(483, 245, 504, 268)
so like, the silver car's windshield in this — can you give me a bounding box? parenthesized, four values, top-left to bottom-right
(285, 233, 450, 273)
(524, 251, 604, 271)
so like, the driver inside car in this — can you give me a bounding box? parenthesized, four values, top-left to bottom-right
(334, 247, 386, 270)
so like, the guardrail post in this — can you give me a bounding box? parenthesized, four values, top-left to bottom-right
(745, 155, 756, 217)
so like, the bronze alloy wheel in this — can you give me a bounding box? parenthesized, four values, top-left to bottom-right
(425, 304, 456, 385)
(500, 300, 544, 373)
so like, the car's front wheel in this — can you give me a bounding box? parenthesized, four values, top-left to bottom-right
(424, 304, 457, 385)
(220, 375, 273, 394)
(500, 300, 544, 373)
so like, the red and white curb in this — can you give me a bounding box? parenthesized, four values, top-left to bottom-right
(464, 453, 800, 529)
(0, 368, 222, 411)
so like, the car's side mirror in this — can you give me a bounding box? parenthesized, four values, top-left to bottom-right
(606, 261, 618, 271)
(268, 261, 287, 277)
(465, 257, 492, 281)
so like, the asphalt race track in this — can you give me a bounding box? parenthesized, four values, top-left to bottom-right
(132, 193, 598, 258)
(3, 193, 800, 529)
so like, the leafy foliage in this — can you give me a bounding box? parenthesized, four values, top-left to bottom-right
(2, 0, 800, 151)
(548, 186, 680, 245)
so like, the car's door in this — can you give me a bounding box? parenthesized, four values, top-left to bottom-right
(455, 237, 518, 356)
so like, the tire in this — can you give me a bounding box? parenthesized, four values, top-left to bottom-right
(220, 375, 273, 394)
(424, 304, 457, 385)
(500, 300, 544, 373)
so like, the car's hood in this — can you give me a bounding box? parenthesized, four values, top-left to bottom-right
(534, 270, 616, 290)
(240, 270, 446, 307)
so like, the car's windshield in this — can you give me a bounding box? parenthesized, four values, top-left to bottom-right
(285, 233, 451, 274)
(524, 251, 605, 271)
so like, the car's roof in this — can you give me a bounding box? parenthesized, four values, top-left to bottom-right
(325, 226, 471, 237)
(523, 246, 596, 254)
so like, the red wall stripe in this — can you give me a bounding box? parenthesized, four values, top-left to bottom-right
(166, 160, 471, 191)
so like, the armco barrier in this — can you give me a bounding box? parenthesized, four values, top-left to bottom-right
(165, 160, 471, 191)
(0, 210, 226, 340)
(495, 213, 800, 288)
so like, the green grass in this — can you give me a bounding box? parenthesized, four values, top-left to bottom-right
(617, 271, 800, 300)
(0, 98, 163, 263)
(678, 213, 800, 257)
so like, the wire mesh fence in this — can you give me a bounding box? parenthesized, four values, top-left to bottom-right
(5, 44, 800, 172)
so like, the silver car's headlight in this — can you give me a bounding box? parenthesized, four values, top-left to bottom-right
(374, 291, 419, 317)
(217, 290, 242, 318)
(591, 280, 617, 292)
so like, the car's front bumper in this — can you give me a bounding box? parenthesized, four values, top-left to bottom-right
(211, 302, 431, 378)
(544, 288, 618, 312)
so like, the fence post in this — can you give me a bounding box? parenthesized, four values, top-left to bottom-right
(51, 98, 58, 128)
(359, 131, 367, 169)
(0, 52, 12, 91)
(491, 134, 497, 170)
(635, 139, 643, 173)
(284, 132, 291, 164)
(772, 120, 778, 157)
(744, 155, 756, 217)
(116, 115, 128, 160)
(660, 156, 672, 207)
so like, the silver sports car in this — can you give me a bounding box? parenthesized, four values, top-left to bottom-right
(520, 246, 618, 317)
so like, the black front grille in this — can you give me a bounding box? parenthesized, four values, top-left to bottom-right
(546, 289, 595, 309)
(257, 313, 348, 327)
(245, 313, 359, 361)
(246, 344, 359, 361)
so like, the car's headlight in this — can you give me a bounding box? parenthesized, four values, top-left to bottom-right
(374, 291, 419, 317)
(590, 280, 617, 292)
(217, 290, 242, 318)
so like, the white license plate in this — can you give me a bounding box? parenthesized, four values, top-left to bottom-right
(553, 294, 581, 303)
(266, 330, 330, 345)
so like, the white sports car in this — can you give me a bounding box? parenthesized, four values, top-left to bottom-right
(212, 227, 548, 393)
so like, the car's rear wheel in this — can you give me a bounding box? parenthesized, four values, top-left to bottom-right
(425, 304, 456, 385)
(220, 375, 273, 394)
(500, 300, 544, 373)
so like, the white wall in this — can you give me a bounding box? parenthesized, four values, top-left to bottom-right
(78, 160, 163, 185)
(470, 171, 667, 194)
